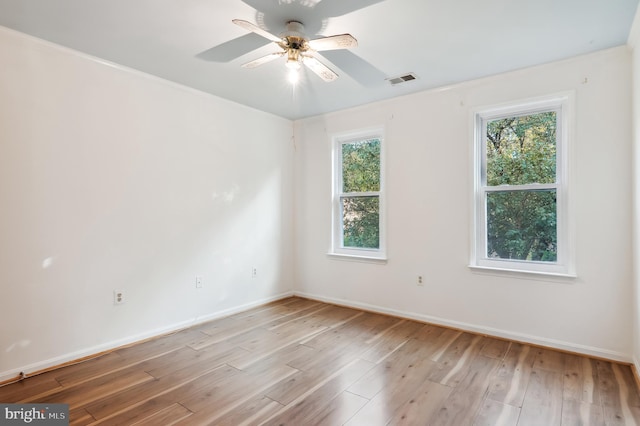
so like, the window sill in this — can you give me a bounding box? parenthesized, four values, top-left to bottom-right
(327, 252, 388, 264)
(468, 264, 577, 281)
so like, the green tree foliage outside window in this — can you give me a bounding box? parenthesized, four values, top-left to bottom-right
(485, 112, 557, 262)
(341, 139, 381, 249)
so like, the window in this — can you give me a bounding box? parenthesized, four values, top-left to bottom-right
(331, 130, 386, 261)
(472, 95, 573, 275)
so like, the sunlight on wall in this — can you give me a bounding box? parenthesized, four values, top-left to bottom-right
(41, 257, 54, 269)
(6, 340, 31, 353)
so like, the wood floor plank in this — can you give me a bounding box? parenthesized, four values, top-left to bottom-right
(0, 374, 63, 402)
(386, 377, 452, 425)
(116, 329, 206, 363)
(345, 349, 440, 424)
(428, 332, 483, 386)
(22, 366, 155, 407)
(301, 311, 395, 350)
(68, 407, 95, 426)
(188, 317, 255, 350)
(190, 299, 324, 351)
(473, 399, 520, 426)
(598, 362, 640, 425)
(426, 354, 500, 426)
(230, 305, 292, 323)
(563, 354, 600, 404)
(347, 337, 440, 400)
(228, 329, 328, 370)
(145, 342, 247, 378)
(479, 338, 511, 360)
(176, 364, 299, 425)
(287, 341, 366, 374)
(308, 390, 369, 426)
(262, 342, 368, 406)
(1, 298, 638, 426)
(131, 403, 193, 426)
(358, 319, 425, 364)
(52, 352, 127, 387)
(561, 399, 605, 426)
(486, 342, 537, 407)
(533, 346, 566, 374)
(265, 304, 332, 330)
(412, 323, 450, 343)
(264, 366, 341, 406)
(518, 369, 563, 426)
(426, 328, 464, 362)
(92, 397, 191, 425)
(90, 365, 242, 426)
(261, 358, 374, 426)
(212, 395, 284, 426)
(84, 362, 237, 420)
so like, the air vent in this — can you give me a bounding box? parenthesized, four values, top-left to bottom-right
(387, 73, 418, 86)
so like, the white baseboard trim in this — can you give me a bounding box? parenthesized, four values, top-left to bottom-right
(295, 291, 632, 364)
(0, 291, 294, 383)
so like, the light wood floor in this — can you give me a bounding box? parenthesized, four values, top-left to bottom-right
(1, 297, 639, 425)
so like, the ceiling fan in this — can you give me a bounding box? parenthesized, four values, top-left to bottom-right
(232, 19, 358, 83)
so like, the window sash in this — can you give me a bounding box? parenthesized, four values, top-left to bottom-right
(473, 95, 572, 275)
(339, 194, 380, 250)
(483, 188, 557, 261)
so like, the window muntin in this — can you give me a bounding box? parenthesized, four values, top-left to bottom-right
(473, 96, 572, 275)
(332, 132, 385, 259)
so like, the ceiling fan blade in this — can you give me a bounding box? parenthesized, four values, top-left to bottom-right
(303, 56, 338, 82)
(308, 34, 358, 51)
(232, 19, 282, 43)
(197, 33, 272, 62)
(242, 51, 285, 68)
(320, 50, 387, 87)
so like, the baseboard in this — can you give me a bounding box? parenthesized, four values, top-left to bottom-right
(0, 291, 294, 384)
(633, 355, 640, 390)
(294, 291, 632, 364)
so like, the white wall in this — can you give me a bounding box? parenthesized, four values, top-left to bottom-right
(0, 26, 294, 380)
(294, 47, 633, 361)
(630, 7, 640, 373)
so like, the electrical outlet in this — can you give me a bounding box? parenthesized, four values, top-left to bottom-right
(196, 275, 203, 288)
(114, 290, 125, 305)
(252, 267, 257, 279)
(417, 276, 424, 286)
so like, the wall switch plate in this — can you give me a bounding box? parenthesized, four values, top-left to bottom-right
(196, 275, 203, 288)
(417, 276, 424, 286)
(252, 267, 257, 279)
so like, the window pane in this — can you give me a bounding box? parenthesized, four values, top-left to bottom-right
(486, 190, 557, 262)
(486, 111, 556, 186)
(342, 139, 380, 192)
(342, 196, 379, 249)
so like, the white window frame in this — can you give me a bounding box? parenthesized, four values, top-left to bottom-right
(471, 94, 575, 276)
(330, 128, 386, 262)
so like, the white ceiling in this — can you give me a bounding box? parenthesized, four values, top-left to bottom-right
(0, 0, 638, 119)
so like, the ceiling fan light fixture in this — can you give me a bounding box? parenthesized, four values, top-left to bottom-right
(285, 49, 302, 70)
(231, 18, 352, 84)
(288, 68, 300, 84)
(285, 58, 301, 70)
